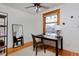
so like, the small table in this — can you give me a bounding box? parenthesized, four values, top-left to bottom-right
(35, 34, 63, 56)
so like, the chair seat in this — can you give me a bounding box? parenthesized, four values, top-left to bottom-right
(17, 39, 22, 41)
(36, 42, 44, 47)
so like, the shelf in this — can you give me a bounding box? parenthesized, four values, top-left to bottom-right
(0, 53, 6, 56)
(0, 12, 8, 56)
(0, 36, 8, 37)
(0, 25, 7, 27)
(0, 47, 6, 56)
(0, 15, 6, 18)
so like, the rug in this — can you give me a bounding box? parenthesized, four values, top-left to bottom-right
(9, 46, 56, 56)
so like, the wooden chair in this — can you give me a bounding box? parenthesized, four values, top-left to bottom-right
(31, 34, 46, 56)
(13, 36, 24, 48)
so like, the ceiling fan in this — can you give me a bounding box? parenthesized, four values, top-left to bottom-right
(25, 3, 49, 13)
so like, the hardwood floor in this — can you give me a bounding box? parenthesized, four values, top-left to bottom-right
(8, 41, 32, 55)
(8, 41, 79, 56)
(47, 46, 79, 56)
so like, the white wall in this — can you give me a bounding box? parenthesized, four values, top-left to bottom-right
(0, 4, 38, 48)
(60, 3, 79, 53)
(35, 3, 79, 53)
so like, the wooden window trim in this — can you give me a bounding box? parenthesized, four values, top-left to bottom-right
(43, 9, 60, 33)
(46, 22, 57, 24)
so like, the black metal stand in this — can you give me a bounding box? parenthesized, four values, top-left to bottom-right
(0, 12, 8, 56)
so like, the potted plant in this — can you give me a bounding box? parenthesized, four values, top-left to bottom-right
(0, 40, 4, 53)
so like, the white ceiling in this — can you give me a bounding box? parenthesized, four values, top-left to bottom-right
(2, 3, 63, 15)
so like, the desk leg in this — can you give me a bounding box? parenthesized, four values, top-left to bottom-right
(61, 37, 63, 50)
(56, 40, 58, 56)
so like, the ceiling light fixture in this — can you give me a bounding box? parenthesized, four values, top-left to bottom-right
(35, 6, 40, 13)
(25, 3, 49, 13)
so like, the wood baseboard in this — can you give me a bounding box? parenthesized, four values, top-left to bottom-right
(8, 41, 79, 56)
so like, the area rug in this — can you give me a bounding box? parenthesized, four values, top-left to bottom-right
(9, 46, 57, 56)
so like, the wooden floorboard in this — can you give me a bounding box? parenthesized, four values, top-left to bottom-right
(47, 46, 79, 56)
(8, 41, 79, 56)
(8, 41, 32, 55)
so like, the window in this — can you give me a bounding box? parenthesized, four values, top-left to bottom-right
(43, 9, 60, 34)
(46, 15, 57, 23)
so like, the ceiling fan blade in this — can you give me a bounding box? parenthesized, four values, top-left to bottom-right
(25, 6, 34, 8)
(40, 6, 49, 9)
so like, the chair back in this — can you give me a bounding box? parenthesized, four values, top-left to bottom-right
(31, 34, 37, 45)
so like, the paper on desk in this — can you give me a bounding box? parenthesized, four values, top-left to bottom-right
(44, 34, 57, 39)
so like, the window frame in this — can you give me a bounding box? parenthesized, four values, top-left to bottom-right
(42, 9, 60, 33)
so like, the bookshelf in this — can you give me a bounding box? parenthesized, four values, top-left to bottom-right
(0, 12, 8, 56)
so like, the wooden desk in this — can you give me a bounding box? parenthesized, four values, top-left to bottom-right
(35, 35, 63, 56)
